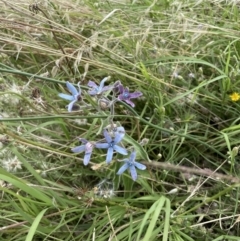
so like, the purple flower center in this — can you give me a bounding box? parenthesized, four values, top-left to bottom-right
(109, 142, 115, 148)
(85, 142, 93, 153)
(123, 92, 129, 99)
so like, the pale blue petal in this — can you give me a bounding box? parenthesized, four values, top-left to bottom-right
(106, 147, 114, 164)
(125, 99, 135, 107)
(118, 94, 125, 101)
(114, 126, 125, 143)
(112, 126, 120, 134)
(66, 82, 78, 96)
(87, 80, 98, 88)
(129, 151, 136, 162)
(83, 152, 92, 165)
(129, 91, 143, 99)
(67, 100, 77, 112)
(114, 145, 128, 155)
(71, 145, 85, 153)
(88, 81, 98, 95)
(102, 85, 113, 92)
(88, 89, 98, 96)
(103, 129, 112, 143)
(118, 84, 124, 94)
(116, 126, 125, 133)
(99, 77, 108, 91)
(117, 163, 129, 175)
(129, 165, 137, 181)
(58, 93, 74, 101)
(134, 162, 146, 170)
(80, 138, 88, 144)
(125, 87, 130, 93)
(95, 143, 109, 149)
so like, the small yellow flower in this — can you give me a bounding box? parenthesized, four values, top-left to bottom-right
(229, 92, 240, 102)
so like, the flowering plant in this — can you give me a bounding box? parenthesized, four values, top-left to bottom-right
(58, 78, 146, 181)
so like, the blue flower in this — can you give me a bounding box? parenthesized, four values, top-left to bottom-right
(117, 84, 143, 107)
(88, 77, 112, 96)
(58, 81, 81, 112)
(71, 139, 93, 165)
(117, 151, 146, 181)
(95, 126, 128, 164)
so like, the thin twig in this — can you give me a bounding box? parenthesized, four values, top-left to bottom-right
(145, 161, 240, 183)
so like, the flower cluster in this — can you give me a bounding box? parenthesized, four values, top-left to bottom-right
(71, 126, 128, 165)
(59, 77, 146, 181)
(58, 78, 143, 111)
(71, 125, 146, 181)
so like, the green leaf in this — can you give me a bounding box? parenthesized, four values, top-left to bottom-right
(25, 208, 48, 241)
(124, 133, 150, 162)
(0, 174, 52, 205)
(142, 196, 166, 240)
(136, 196, 169, 240)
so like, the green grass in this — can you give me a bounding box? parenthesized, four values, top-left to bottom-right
(1, 0, 240, 240)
